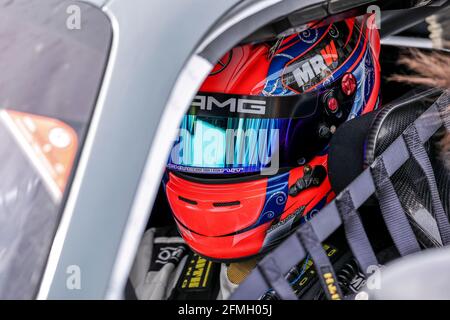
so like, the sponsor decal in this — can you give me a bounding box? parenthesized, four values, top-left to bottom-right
(321, 267, 341, 300)
(171, 252, 221, 300)
(320, 40, 338, 66)
(279, 20, 359, 94)
(291, 54, 331, 89)
(180, 254, 214, 290)
(192, 95, 266, 116)
(267, 206, 305, 233)
(150, 242, 187, 272)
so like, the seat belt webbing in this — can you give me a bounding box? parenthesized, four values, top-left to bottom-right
(257, 257, 297, 300)
(335, 190, 379, 274)
(297, 223, 343, 300)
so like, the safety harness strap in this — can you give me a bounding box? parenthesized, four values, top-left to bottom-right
(297, 223, 343, 300)
(335, 190, 378, 274)
(370, 158, 421, 256)
(403, 125, 450, 245)
(257, 257, 297, 300)
(232, 234, 308, 300)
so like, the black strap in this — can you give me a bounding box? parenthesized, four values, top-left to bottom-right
(335, 190, 378, 274)
(257, 257, 297, 300)
(370, 157, 421, 256)
(297, 223, 343, 300)
(403, 125, 450, 245)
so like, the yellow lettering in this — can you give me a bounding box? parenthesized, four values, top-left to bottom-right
(328, 284, 337, 294)
(299, 277, 308, 286)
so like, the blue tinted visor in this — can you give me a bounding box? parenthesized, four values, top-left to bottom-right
(167, 92, 325, 175)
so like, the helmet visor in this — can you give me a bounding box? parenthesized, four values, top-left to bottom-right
(167, 92, 322, 175)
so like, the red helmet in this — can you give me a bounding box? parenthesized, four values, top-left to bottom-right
(165, 15, 381, 261)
